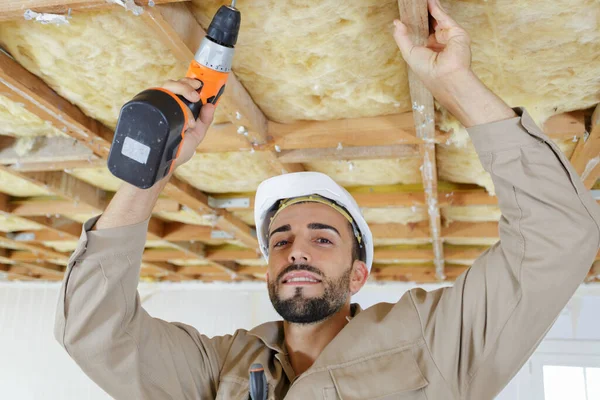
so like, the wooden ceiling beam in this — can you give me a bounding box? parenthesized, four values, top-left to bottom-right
(398, 0, 444, 280)
(372, 264, 468, 282)
(441, 221, 499, 239)
(370, 222, 431, 239)
(10, 196, 179, 216)
(570, 104, 600, 189)
(277, 144, 421, 163)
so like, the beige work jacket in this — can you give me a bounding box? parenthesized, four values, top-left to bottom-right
(54, 108, 600, 399)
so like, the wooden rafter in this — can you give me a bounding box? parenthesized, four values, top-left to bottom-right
(0, 108, 582, 170)
(398, 0, 444, 280)
(9, 196, 178, 216)
(570, 104, 600, 189)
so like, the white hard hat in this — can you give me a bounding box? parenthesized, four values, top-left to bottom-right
(254, 172, 373, 272)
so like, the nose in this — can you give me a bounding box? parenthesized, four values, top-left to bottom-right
(288, 241, 311, 265)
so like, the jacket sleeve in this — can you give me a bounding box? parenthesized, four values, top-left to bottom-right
(53, 216, 235, 399)
(409, 108, 600, 399)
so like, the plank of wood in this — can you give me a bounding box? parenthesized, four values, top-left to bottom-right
(369, 222, 430, 239)
(398, 0, 444, 280)
(277, 144, 421, 163)
(1, 239, 69, 262)
(438, 190, 498, 207)
(372, 264, 467, 282)
(162, 222, 213, 241)
(23, 216, 81, 239)
(543, 111, 586, 139)
(570, 105, 600, 189)
(442, 221, 499, 239)
(10, 197, 97, 216)
(10, 196, 177, 216)
(214, 210, 258, 248)
(205, 246, 260, 261)
(374, 247, 434, 261)
(0, 0, 187, 21)
(0, 136, 95, 166)
(267, 113, 439, 149)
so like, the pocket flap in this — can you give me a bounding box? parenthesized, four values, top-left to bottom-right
(330, 348, 428, 399)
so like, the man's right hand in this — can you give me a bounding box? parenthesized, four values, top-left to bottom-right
(161, 78, 216, 170)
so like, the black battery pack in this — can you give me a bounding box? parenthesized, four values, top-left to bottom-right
(108, 89, 186, 189)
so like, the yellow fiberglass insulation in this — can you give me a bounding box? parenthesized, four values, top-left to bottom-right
(68, 166, 123, 192)
(305, 158, 422, 187)
(437, 137, 578, 194)
(0, 214, 42, 232)
(191, 0, 410, 123)
(192, 0, 599, 125)
(362, 207, 427, 225)
(0, 94, 68, 138)
(174, 151, 279, 193)
(0, 9, 230, 131)
(0, 169, 50, 197)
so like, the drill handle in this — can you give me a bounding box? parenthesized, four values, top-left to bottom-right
(178, 94, 203, 120)
(177, 80, 204, 121)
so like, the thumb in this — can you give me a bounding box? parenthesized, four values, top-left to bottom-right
(392, 20, 415, 61)
(198, 103, 216, 127)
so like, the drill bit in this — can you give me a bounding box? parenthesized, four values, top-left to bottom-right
(231, 0, 237, 8)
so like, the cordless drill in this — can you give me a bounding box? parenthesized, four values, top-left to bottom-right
(108, 2, 241, 189)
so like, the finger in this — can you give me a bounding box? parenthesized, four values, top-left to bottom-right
(161, 80, 201, 103)
(179, 77, 202, 90)
(198, 103, 216, 127)
(392, 20, 415, 61)
(427, 0, 455, 28)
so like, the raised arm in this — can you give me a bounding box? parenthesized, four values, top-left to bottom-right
(53, 80, 231, 399)
(394, 1, 600, 398)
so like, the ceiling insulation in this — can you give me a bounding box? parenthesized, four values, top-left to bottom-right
(0, 0, 597, 283)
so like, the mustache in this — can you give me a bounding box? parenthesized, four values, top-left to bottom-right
(276, 264, 324, 282)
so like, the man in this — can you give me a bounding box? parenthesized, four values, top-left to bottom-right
(55, 1, 600, 399)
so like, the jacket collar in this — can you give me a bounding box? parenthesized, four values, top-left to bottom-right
(248, 303, 363, 354)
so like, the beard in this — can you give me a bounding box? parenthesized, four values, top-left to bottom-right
(268, 263, 352, 324)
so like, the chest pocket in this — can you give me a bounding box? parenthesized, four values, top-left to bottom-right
(216, 377, 249, 400)
(327, 347, 428, 399)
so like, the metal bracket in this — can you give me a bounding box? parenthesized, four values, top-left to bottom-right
(7, 232, 36, 241)
(208, 196, 250, 209)
(211, 230, 235, 240)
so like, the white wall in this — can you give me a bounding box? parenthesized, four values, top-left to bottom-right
(1, 281, 599, 399)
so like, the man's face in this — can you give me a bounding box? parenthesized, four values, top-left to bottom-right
(266, 202, 366, 324)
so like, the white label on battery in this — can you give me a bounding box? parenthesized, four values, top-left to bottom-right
(122, 136, 150, 164)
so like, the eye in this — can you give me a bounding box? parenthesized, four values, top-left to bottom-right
(316, 238, 333, 244)
(273, 240, 288, 248)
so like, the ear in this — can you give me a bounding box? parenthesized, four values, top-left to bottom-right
(349, 260, 369, 296)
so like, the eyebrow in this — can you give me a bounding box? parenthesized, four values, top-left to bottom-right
(307, 223, 341, 237)
(269, 224, 290, 239)
(269, 223, 341, 239)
